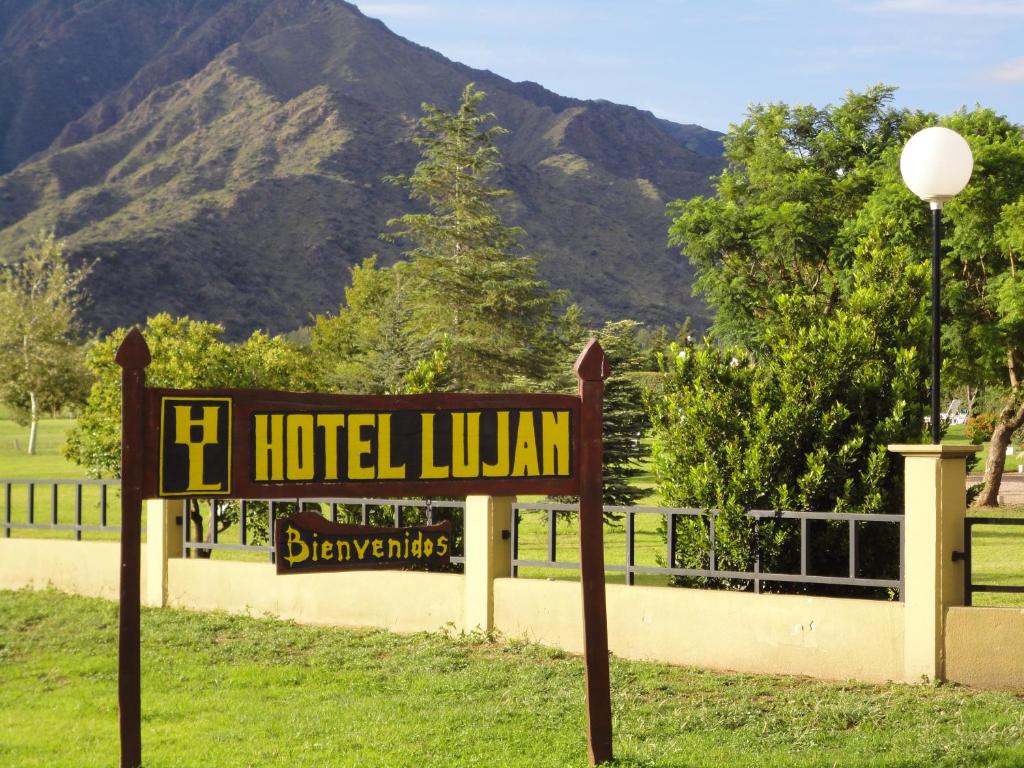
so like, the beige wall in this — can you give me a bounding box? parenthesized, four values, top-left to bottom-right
(0, 538, 144, 599)
(494, 578, 906, 683)
(167, 558, 464, 633)
(945, 606, 1024, 690)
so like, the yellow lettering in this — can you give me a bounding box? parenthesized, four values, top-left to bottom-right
(353, 538, 371, 559)
(542, 411, 571, 476)
(347, 414, 375, 480)
(372, 539, 384, 558)
(376, 414, 406, 479)
(322, 540, 333, 560)
(173, 405, 223, 492)
(337, 540, 351, 561)
(284, 527, 309, 565)
(436, 536, 449, 557)
(255, 414, 284, 481)
(483, 411, 510, 477)
(411, 532, 422, 558)
(286, 414, 315, 481)
(419, 413, 449, 478)
(317, 414, 346, 481)
(423, 538, 434, 557)
(452, 412, 481, 478)
(388, 538, 402, 558)
(312, 533, 319, 562)
(511, 411, 540, 477)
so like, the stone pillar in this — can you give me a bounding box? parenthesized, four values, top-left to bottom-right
(463, 495, 514, 633)
(144, 499, 184, 608)
(889, 444, 979, 682)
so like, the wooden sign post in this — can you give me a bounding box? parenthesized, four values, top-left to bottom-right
(116, 332, 611, 767)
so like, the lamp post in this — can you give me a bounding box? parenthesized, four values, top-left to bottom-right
(900, 126, 974, 444)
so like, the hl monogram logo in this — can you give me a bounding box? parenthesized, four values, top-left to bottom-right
(159, 397, 232, 496)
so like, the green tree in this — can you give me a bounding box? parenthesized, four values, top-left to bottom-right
(648, 236, 926, 581)
(64, 314, 313, 477)
(593, 320, 654, 508)
(311, 257, 438, 394)
(936, 110, 1024, 506)
(668, 85, 908, 348)
(0, 232, 92, 454)
(659, 88, 935, 583)
(669, 87, 1024, 508)
(383, 83, 567, 391)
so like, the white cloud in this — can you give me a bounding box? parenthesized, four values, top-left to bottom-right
(865, 0, 1024, 17)
(984, 56, 1024, 82)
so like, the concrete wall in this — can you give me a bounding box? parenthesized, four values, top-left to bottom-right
(0, 538, 144, 600)
(166, 558, 463, 632)
(494, 578, 905, 683)
(945, 606, 1024, 690)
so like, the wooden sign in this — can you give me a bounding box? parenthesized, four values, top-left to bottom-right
(275, 512, 452, 574)
(115, 329, 612, 768)
(144, 392, 580, 499)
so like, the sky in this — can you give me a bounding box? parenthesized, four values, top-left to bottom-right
(354, 0, 1024, 133)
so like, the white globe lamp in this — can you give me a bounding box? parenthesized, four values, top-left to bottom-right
(900, 126, 974, 443)
(900, 126, 974, 209)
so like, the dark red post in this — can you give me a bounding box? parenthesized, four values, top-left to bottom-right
(115, 328, 150, 768)
(574, 339, 612, 765)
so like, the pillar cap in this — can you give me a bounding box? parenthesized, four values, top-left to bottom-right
(888, 443, 981, 457)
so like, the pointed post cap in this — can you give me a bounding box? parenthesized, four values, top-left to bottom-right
(574, 338, 609, 382)
(115, 327, 151, 370)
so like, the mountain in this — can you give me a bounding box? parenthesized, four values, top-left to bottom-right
(0, 0, 724, 338)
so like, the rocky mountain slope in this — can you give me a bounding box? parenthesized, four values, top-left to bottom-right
(0, 0, 723, 337)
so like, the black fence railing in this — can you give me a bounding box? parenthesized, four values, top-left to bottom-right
(511, 502, 905, 599)
(182, 497, 466, 566)
(960, 516, 1024, 606)
(1, 478, 123, 539)
(1, 479, 907, 598)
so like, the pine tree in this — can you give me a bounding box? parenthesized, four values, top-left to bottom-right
(384, 83, 565, 392)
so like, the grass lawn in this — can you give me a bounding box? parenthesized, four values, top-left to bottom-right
(944, 424, 1024, 475)
(0, 417, 86, 479)
(3, 589, 1024, 768)
(967, 504, 1024, 607)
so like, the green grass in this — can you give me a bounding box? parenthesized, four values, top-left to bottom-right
(2, 589, 1024, 768)
(0, 418, 122, 540)
(967, 505, 1024, 608)
(0, 417, 86, 479)
(944, 424, 1024, 474)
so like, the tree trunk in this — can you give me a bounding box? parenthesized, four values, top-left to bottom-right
(973, 400, 1024, 508)
(26, 391, 38, 455)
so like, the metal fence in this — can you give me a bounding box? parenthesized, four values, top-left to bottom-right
(2, 478, 905, 597)
(1, 478, 123, 539)
(959, 516, 1024, 605)
(182, 497, 466, 566)
(512, 502, 904, 598)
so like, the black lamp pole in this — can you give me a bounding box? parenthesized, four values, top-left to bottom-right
(931, 206, 942, 445)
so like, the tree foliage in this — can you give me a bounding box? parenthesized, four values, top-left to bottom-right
(382, 83, 569, 392)
(64, 314, 314, 477)
(649, 236, 926, 576)
(0, 232, 92, 453)
(657, 88, 934, 582)
(666, 86, 1024, 516)
(593, 320, 654, 508)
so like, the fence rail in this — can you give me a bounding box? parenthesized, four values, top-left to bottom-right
(3, 479, 904, 597)
(512, 502, 904, 598)
(960, 516, 1024, 605)
(1, 478, 123, 539)
(183, 497, 466, 566)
